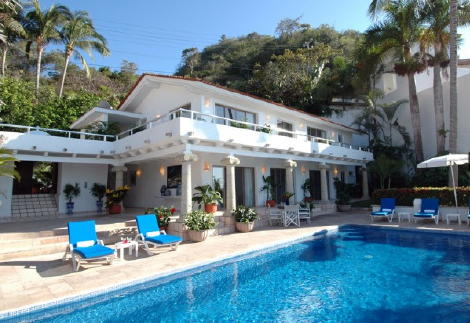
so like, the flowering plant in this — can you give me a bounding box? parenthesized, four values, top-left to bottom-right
(105, 185, 130, 208)
(145, 206, 176, 227)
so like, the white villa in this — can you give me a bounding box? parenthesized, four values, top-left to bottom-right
(0, 74, 373, 235)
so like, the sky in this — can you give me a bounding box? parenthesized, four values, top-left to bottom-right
(41, 0, 470, 75)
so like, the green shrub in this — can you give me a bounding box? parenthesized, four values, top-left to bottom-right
(372, 187, 470, 206)
(184, 210, 216, 231)
(232, 206, 257, 223)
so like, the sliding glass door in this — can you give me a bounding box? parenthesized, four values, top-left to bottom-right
(235, 167, 255, 207)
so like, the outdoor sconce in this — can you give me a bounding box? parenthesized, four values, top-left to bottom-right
(159, 166, 165, 176)
(136, 169, 142, 177)
(62, 148, 67, 152)
(333, 168, 339, 176)
(203, 162, 210, 172)
(155, 114, 161, 119)
(204, 97, 211, 108)
(301, 166, 307, 174)
(32, 146, 37, 150)
(299, 123, 304, 128)
(261, 166, 267, 174)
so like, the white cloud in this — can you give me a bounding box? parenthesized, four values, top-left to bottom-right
(460, 27, 470, 59)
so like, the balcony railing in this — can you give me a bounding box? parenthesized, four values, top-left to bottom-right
(0, 110, 370, 153)
(115, 108, 370, 152)
(0, 124, 115, 141)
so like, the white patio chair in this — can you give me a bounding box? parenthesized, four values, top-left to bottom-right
(298, 206, 311, 224)
(267, 206, 283, 226)
(284, 205, 300, 227)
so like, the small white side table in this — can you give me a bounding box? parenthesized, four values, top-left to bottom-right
(446, 213, 461, 225)
(115, 241, 138, 260)
(398, 212, 411, 223)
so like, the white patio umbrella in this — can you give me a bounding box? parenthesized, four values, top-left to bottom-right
(417, 154, 469, 207)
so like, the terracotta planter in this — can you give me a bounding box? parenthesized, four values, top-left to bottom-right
(235, 222, 255, 233)
(204, 203, 218, 213)
(265, 200, 276, 207)
(108, 204, 122, 214)
(337, 204, 352, 212)
(187, 230, 209, 242)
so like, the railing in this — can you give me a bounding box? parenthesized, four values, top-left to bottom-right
(0, 124, 115, 142)
(0, 110, 370, 152)
(115, 108, 370, 152)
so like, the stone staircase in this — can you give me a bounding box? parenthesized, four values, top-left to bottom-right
(11, 194, 59, 219)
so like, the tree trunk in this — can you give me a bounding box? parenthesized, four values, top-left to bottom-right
(407, 72, 424, 162)
(1, 46, 7, 77)
(35, 46, 44, 96)
(58, 53, 71, 98)
(449, 0, 458, 154)
(433, 57, 445, 155)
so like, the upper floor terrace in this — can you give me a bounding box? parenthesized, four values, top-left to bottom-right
(0, 108, 373, 166)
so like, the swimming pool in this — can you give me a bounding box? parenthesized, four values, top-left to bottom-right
(3, 225, 470, 322)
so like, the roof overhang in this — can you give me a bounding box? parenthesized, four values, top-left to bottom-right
(70, 107, 146, 130)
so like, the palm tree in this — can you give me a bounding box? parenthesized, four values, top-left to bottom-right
(448, 0, 458, 154)
(0, 0, 24, 76)
(377, 98, 410, 147)
(58, 10, 109, 97)
(23, 0, 70, 94)
(366, 0, 426, 162)
(0, 147, 19, 180)
(420, 0, 470, 155)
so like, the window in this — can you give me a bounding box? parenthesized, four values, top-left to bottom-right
(277, 120, 293, 137)
(338, 133, 344, 143)
(167, 165, 182, 189)
(214, 104, 256, 129)
(307, 127, 326, 140)
(270, 168, 286, 202)
(235, 167, 255, 207)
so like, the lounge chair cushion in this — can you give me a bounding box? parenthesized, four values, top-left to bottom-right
(146, 235, 182, 245)
(414, 212, 435, 218)
(73, 244, 114, 259)
(372, 211, 391, 216)
(423, 209, 436, 214)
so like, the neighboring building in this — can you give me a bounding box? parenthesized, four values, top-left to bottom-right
(0, 74, 373, 221)
(332, 59, 470, 160)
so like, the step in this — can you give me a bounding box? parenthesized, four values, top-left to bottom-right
(0, 242, 68, 261)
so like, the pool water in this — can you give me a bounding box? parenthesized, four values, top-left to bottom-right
(5, 225, 470, 323)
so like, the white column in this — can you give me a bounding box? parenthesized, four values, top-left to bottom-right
(111, 166, 127, 189)
(177, 152, 198, 218)
(285, 159, 297, 204)
(320, 164, 329, 202)
(221, 155, 240, 214)
(361, 166, 370, 200)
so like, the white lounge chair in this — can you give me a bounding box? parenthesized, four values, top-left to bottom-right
(267, 206, 283, 226)
(298, 207, 311, 224)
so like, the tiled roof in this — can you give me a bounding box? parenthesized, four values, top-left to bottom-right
(118, 73, 357, 132)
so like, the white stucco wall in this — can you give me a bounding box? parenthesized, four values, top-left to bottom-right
(56, 163, 108, 214)
(0, 176, 13, 217)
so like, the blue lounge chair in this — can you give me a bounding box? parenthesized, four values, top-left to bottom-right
(413, 198, 440, 224)
(63, 220, 114, 272)
(371, 198, 396, 223)
(135, 214, 182, 255)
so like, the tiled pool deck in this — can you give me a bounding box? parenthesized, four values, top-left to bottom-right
(1, 211, 470, 314)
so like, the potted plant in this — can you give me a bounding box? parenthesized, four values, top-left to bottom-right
(336, 191, 352, 211)
(334, 178, 352, 211)
(261, 175, 276, 207)
(63, 183, 80, 215)
(184, 210, 216, 242)
(105, 186, 130, 214)
(304, 196, 315, 210)
(90, 183, 106, 213)
(233, 206, 258, 232)
(282, 192, 294, 205)
(145, 206, 176, 231)
(192, 185, 222, 213)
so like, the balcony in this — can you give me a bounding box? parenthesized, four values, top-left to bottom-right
(0, 109, 373, 163)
